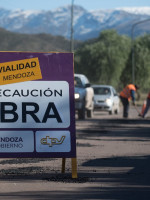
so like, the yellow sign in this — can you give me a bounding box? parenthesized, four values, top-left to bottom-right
(40, 136, 66, 147)
(0, 57, 42, 85)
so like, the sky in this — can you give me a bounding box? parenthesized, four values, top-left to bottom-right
(0, 0, 150, 11)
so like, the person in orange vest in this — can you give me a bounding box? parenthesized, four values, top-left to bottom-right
(140, 92, 150, 118)
(120, 84, 139, 118)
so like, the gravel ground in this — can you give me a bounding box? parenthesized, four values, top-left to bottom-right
(0, 105, 150, 200)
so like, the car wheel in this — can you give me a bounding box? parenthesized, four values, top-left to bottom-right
(109, 106, 114, 115)
(78, 104, 85, 120)
(115, 107, 119, 114)
(87, 109, 93, 118)
(109, 110, 113, 115)
(109, 104, 115, 115)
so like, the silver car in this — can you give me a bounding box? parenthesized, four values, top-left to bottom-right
(74, 74, 94, 119)
(92, 85, 120, 114)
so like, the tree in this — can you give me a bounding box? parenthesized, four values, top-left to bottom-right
(120, 35, 150, 90)
(75, 30, 130, 89)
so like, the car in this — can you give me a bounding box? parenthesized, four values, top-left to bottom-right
(74, 74, 94, 119)
(92, 85, 120, 114)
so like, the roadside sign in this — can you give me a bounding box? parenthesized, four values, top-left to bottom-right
(0, 57, 42, 85)
(0, 52, 76, 158)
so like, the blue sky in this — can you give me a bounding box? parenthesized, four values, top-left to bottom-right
(0, 0, 150, 11)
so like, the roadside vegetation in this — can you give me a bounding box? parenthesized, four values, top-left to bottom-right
(74, 30, 150, 92)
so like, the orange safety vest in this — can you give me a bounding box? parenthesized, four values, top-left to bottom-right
(120, 84, 136, 100)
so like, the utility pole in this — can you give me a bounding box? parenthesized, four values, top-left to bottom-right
(131, 18, 150, 84)
(70, 0, 74, 52)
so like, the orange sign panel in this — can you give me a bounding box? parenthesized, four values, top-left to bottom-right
(0, 57, 42, 85)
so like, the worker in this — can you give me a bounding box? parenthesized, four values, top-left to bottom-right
(139, 92, 150, 118)
(120, 84, 139, 118)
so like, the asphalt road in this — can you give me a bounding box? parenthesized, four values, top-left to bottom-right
(0, 105, 150, 200)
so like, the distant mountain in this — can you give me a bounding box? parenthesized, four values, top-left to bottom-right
(116, 7, 150, 15)
(0, 27, 81, 52)
(0, 5, 150, 40)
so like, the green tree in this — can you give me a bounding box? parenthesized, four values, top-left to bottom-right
(75, 30, 130, 89)
(120, 35, 150, 90)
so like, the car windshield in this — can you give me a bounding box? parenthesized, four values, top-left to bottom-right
(94, 87, 111, 95)
(74, 77, 83, 87)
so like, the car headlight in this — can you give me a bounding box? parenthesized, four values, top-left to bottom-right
(105, 98, 112, 105)
(75, 93, 80, 99)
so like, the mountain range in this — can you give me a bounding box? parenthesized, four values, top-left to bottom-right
(0, 5, 150, 41)
(0, 27, 81, 52)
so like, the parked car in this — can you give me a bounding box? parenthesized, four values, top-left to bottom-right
(92, 85, 120, 114)
(74, 74, 94, 119)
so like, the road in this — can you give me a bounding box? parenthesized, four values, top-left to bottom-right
(0, 106, 150, 199)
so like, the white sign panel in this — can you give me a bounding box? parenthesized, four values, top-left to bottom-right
(0, 131, 34, 152)
(36, 131, 71, 152)
(0, 81, 70, 128)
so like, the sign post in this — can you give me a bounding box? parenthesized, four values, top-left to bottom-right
(0, 52, 77, 178)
